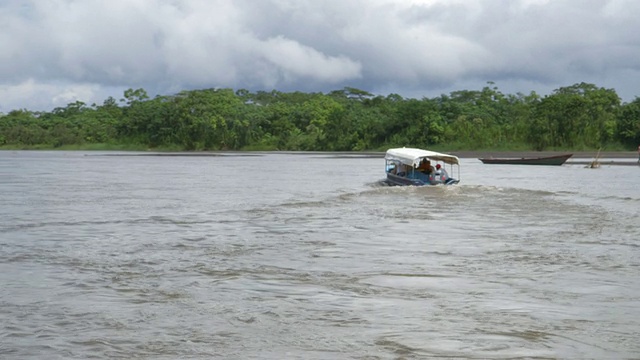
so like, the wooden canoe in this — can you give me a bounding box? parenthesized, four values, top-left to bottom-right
(478, 153, 573, 166)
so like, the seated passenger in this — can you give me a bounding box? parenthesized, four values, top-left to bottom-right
(435, 164, 448, 179)
(389, 164, 406, 176)
(394, 164, 406, 176)
(417, 159, 433, 174)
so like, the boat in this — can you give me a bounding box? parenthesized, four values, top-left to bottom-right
(478, 153, 573, 166)
(384, 147, 460, 186)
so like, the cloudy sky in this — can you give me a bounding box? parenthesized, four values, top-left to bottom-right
(1, 0, 639, 112)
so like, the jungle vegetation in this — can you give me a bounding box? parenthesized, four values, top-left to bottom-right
(1, 82, 639, 151)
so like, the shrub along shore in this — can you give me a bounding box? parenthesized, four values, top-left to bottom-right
(49, 149, 636, 159)
(2, 84, 639, 153)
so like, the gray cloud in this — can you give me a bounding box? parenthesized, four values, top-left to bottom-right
(1, 0, 639, 112)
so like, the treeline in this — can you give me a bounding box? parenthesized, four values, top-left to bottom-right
(1, 82, 639, 151)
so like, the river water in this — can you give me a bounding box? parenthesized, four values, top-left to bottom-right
(1, 151, 639, 359)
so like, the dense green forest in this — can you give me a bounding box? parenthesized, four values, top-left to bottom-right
(1, 82, 639, 151)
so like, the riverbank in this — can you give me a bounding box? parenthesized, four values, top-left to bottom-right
(3, 148, 638, 160)
(450, 151, 637, 159)
(93, 149, 638, 166)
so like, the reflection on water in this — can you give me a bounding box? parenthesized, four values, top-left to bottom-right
(1, 151, 639, 359)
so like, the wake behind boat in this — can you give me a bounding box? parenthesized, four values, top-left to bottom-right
(478, 153, 573, 166)
(384, 147, 460, 186)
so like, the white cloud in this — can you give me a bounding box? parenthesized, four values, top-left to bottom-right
(0, 79, 105, 112)
(258, 36, 362, 83)
(1, 0, 640, 111)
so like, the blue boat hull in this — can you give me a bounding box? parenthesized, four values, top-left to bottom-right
(385, 173, 458, 186)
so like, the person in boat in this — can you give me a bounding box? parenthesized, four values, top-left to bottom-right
(417, 159, 433, 174)
(434, 164, 448, 179)
(393, 163, 406, 176)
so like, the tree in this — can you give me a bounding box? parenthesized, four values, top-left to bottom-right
(529, 83, 620, 149)
(617, 98, 640, 147)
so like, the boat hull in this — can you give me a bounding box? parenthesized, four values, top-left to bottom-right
(478, 154, 572, 166)
(385, 173, 458, 186)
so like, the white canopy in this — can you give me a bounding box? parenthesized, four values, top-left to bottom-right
(385, 147, 460, 166)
